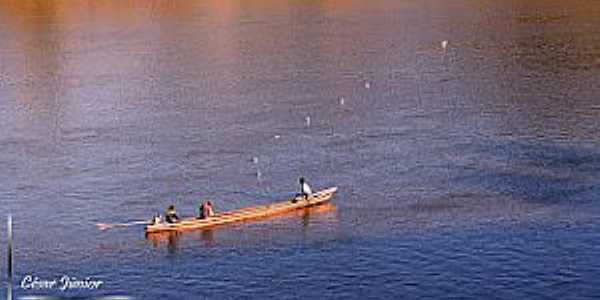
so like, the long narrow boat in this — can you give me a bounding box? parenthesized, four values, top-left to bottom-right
(145, 187, 338, 234)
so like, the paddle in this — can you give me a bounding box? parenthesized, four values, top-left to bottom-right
(96, 220, 151, 231)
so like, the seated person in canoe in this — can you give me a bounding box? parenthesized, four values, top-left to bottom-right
(152, 212, 162, 225)
(165, 205, 180, 223)
(198, 201, 215, 219)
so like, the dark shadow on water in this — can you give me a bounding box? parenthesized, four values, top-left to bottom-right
(452, 139, 600, 204)
(464, 171, 592, 203)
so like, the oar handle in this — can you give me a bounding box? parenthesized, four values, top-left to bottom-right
(96, 220, 151, 231)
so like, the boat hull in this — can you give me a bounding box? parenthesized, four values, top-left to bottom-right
(145, 187, 337, 234)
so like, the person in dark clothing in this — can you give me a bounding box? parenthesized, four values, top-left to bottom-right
(293, 177, 313, 203)
(299, 177, 313, 200)
(165, 205, 180, 223)
(198, 202, 205, 219)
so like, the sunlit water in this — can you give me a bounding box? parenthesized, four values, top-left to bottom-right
(1, 0, 600, 299)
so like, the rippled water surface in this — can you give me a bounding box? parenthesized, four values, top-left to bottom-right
(1, 0, 600, 299)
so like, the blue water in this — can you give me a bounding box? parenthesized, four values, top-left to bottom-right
(1, 0, 600, 299)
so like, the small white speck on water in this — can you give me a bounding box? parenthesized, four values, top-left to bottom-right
(256, 170, 262, 179)
(252, 157, 258, 164)
(306, 116, 311, 126)
(340, 97, 345, 105)
(274, 135, 281, 139)
(441, 40, 448, 50)
(365, 82, 371, 89)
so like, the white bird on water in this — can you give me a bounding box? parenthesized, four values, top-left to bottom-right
(340, 97, 345, 105)
(306, 116, 311, 127)
(365, 82, 371, 89)
(441, 40, 448, 50)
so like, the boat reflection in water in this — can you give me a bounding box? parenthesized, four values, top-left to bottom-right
(299, 202, 337, 226)
(145, 202, 338, 252)
(146, 231, 183, 254)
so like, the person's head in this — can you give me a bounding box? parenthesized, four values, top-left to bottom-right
(207, 201, 212, 206)
(168, 205, 175, 211)
(299, 177, 305, 184)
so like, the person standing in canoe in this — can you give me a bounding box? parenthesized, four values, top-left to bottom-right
(299, 177, 313, 200)
(165, 205, 180, 223)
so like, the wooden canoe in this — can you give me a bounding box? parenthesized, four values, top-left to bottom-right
(145, 187, 338, 234)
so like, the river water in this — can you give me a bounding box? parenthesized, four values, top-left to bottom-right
(1, 0, 600, 299)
